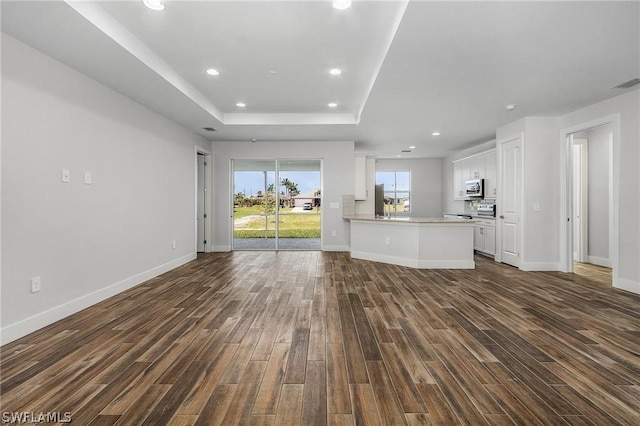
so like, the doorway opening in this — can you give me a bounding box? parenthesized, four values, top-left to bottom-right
(561, 119, 616, 286)
(196, 148, 212, 253)
(232, 159, 322, 250)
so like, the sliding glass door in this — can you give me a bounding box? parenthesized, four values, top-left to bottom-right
(232, 159, 321, 250)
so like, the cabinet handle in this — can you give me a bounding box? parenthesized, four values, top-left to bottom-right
(499, 215, 504, 219)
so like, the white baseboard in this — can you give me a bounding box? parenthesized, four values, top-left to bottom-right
(213, 245, 231, 252)
(614, 276, 640, 295)
(350, 250, 474, 269)
(322, 244, 350, 252)
(0, 253, 197, 346)
(520, 261, 562, 271)
(587, 256, 611, 268)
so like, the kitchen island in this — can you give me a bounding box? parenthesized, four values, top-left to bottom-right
(344, 215, 476, 269)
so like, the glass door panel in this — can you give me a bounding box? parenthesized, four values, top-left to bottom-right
(233, 160, 276, 250)
(277, 160, 321, 250)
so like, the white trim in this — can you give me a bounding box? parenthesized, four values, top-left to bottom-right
(587, 256, 611, 268)
(0, 253, 196, 345)
(213, 245, 232, 252)
(520, 262, 562, 272)
(614, 277, 640, 294)
(350, 251, 474, 269)
(322, 245, 350, 252)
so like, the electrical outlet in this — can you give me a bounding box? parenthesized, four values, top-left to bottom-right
(172, 240, 176, 249)
(61, 169, 70, 183)
(332, 230, 337, 237)
(31, 276, 41, 293)
(385, 237, 391, 245)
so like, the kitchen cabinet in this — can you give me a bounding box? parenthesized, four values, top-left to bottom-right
(484, 150, 497, 199)
(452, 147, 496, 200)
(453, 161, 466, 200)
(354, 156, 367, 200)
(474, 218, 496, 256)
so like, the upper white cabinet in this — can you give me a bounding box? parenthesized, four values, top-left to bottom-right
(484, 150, 497, 198)
(354, 156, 367, 200)
(452, 149, 496, 200)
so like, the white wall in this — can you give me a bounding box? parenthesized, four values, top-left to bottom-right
(210, 140, 355, 251)
(522, 116, 562, 269)
(1, 35, 207, 344)
(375, 158, 442, 217)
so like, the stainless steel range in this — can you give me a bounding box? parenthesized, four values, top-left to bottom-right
(477, 200, 496, 217)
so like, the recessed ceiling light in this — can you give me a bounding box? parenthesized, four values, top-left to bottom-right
(505, 104, 517, 111)
(332, 0, 352, 10)
(328, 102, 338, 108)
(409, 145, 416, 149)
(206, 68, 220, 76)
(236, 102, 246, 108)
(396, 154, 402, 158)
(329, 68, 342, 76)
(432, 131, 441, 136)
(142, 0, 165, 11)
(268, 68, 279, 75)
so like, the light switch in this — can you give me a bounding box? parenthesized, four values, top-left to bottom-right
(533, 202, 541, 212)
(84, 172, 92, 185)
(62, 169, 70, 183)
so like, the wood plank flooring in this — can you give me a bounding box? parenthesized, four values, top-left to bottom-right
(1, 252, 639, 425)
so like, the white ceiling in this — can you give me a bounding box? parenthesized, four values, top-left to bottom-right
(2, 0, 639, 158)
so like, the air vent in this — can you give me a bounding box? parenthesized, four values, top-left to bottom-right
(202, 127, 216, 132)
(613, 78, 640, 89)
(401, 149, 412, 153)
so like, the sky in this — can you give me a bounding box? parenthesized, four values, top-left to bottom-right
(376, 171, 411, 195)
(234, 171, 321, 197)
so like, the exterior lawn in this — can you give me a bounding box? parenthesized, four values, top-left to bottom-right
(233, 206, 321, 238)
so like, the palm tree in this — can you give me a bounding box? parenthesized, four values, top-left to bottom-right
(280, 178, 292, 198)
(289, 182, 300, 197)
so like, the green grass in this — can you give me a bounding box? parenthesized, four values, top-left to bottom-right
(233, 206, 321, 238)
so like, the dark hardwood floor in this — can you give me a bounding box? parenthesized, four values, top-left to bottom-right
(1, 252, 639, 425)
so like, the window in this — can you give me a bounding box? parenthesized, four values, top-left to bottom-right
(376, 171, 411, 213)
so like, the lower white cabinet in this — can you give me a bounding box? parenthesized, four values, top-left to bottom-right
(473, 218, 496, 257)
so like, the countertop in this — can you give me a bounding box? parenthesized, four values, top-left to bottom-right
(344, 215, 475, 224)
(443, 212, 496, 220)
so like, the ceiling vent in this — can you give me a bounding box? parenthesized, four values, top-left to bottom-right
(202, 127, 216, 132)
(401, 149, 412, 153)
(612, 78, 640, 89)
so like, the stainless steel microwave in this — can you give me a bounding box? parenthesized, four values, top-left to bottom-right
(465, 179, 483, 197)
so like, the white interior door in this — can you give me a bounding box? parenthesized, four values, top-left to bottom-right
(499, 135, 522, 268)
(572, 138, 589, 262)
(197, 153, 206, 252)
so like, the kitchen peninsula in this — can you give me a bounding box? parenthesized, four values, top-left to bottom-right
(344, 215, 476, 269)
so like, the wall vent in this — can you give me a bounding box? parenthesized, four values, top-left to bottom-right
(612, 78, 640, 89)
(202, 127, 216, 132)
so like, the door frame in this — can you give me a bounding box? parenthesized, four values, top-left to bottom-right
(230, 158, 323, 251)
(195, 146, 213, 253)
(559, 115, 619, 282)
(571, 137, 589, 263)
(495, 132, 524, 267)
